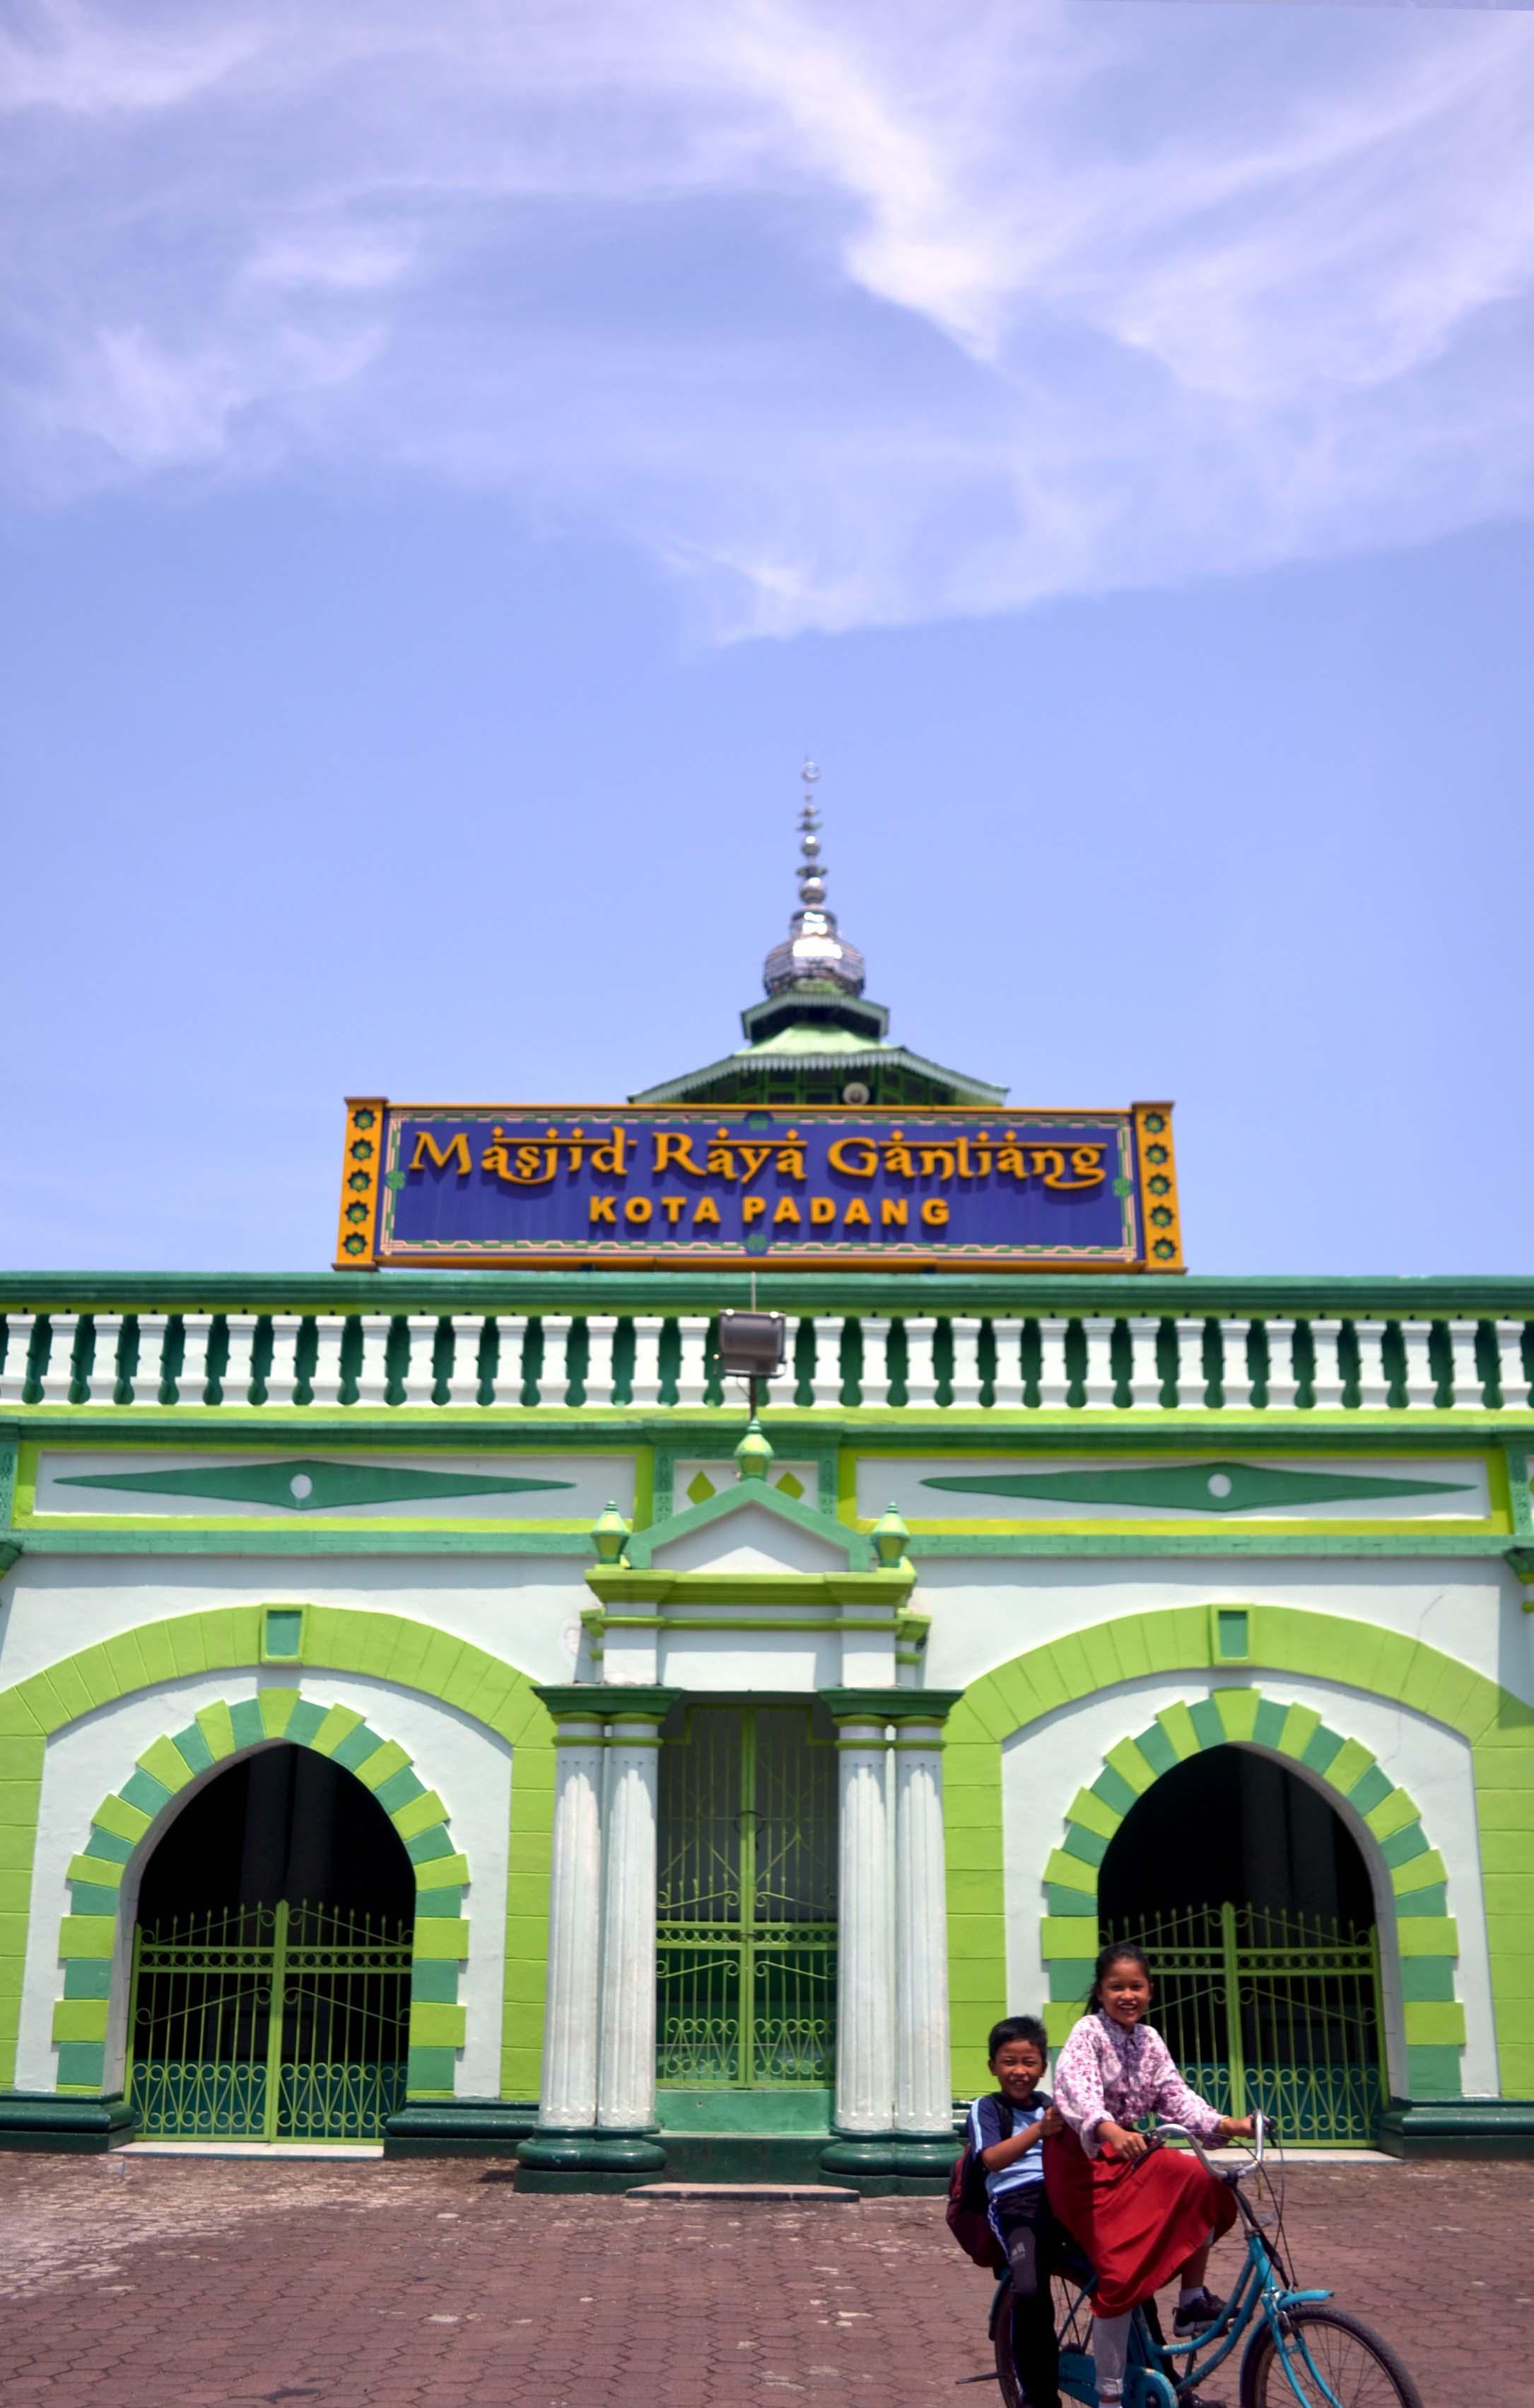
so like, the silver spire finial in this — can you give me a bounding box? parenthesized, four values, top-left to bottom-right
(762, 756, 865, 998)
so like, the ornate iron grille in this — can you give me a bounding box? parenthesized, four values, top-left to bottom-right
(127, 1899, 411, 2142)
(1101, 1901, 1388, 2146)
(656, 1704, 836, 2086)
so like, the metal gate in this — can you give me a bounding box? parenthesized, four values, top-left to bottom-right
(1102, 1902, 1387, 2145)
(656, 1703, 836, 2087)
(127, 1900, 411, 2142)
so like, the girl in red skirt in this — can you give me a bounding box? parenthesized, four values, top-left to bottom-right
(1045, 1944, 1254, 2408)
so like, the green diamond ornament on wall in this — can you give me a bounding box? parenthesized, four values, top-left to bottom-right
(920, 1461, 1475, 1515)
(54, 1460, 575, 1513)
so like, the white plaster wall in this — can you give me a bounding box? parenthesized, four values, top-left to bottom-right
(997, 1672, 1499, 2098)
(16, 1667, 515, 2100)
(0, 1555, 587, 1694)
(652, 1509, 848, 1575)
(917, 1558, 1533, 1708)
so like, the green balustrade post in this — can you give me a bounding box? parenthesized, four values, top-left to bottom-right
(1219, 1899, 1246, 2123)
(262, 1898, 290, 2144)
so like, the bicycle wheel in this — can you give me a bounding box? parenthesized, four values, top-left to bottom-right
(1239, 2306, 1422, 2408)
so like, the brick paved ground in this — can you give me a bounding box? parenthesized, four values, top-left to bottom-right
(0, 2154, 1526, 2407)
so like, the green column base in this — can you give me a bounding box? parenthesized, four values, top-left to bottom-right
(515, 2127, 667, 2192)
(819, 2132, 948, 2195)
(384, 2100, 538, 2159)
(0, 2093, 138, 2154)
(1378, 2099, 1534, 2158)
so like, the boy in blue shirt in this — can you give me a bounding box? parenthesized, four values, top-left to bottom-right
(968, 2014, 1062, 2408)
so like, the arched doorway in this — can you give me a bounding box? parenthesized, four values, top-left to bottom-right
(128, 1745, 415, 2143)
(1097, 1746, 1386, 2145)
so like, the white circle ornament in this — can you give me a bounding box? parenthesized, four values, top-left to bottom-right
(289, 1473, 314, 1500)
(1207, 1472, 1233, 1499)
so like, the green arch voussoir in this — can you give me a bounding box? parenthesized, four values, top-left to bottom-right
(942, 1604, 1534, 2104)
(0, 1607, 555, 2103)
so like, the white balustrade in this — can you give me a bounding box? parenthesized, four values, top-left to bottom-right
(1446, 1319, 1483, 1410)
(1221, 1320, 1255, 1409)
(92, 1314, 126, 1405)
(1126, 1317, 1161, 1411)
(1037, 1317, 1072, 1410)
(1264, 1320, 1298, 1411)
(0, 1314, 37, 1408)
(1495, 1321, 1529, 1411)
(1082, 1318, 1116, 1409)
(947, 1317, 984, 1410)
(858, 1317, 893, 1410)
(132, 1315, 168, 1404)
(673, 1316, 712, 1408)
(583, 1315, 619, 1407)
(447, 1315, 484, 1408)
(309, 1317, 349, 1409)
(219, 1313, 258, 1409)
(1353, 1319, 1391, 1411)
(903, 1319, 938, 1411)
(1310, 1319, 1347, 1413)
(810, 1315, 843, 1411)
(1400, 1321, 1438, 1409)
(1172, 1319, 1206, 1411)
(265, 1314, 303, 1409)
(541, 1315, 573, 1408)
(180, 1315, 214, 1408)
(353, 1315, 393, 1409)
(35, 1313, 78, 1406)
(626, 1316, 664, 1410)
(403, 1315, 441, 1406)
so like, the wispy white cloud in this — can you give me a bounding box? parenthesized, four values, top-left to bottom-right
(5, 0, 1534, 633)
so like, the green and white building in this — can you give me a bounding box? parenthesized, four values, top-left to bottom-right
(1, 801, 1530, 2175)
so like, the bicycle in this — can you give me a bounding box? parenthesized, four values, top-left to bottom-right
(990, 2114, 1422, 2408)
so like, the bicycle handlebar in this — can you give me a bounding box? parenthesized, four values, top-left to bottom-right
(1150, 2110, 1267, 2179)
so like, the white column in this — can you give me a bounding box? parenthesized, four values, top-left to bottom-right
(1081, 1318, 1116, 1409)
(893, 1713, 952, 2137)
(541, 1315, 573, 1407)
(92, 1314, 126, 1406)
(537, 1710, 607, 2131)
(902, 1319, 938, 1411)
(354, 1314, 393, 1409)
(810, 1315, 843, 1410)
(1172, 1319, 1206, 1411)
(1265, 1320, 1299, 1411)
(180, 1313, 214, 1407)
(626, 1316, 663, 1410)
(583, 1315, 619, 1409)
(0, 1313, 36, 1409)
(948, 1318, 984, 1410)
(35, 1314, 79, 1406)
(831, 1708, 896, 2135)
(403, 1315, 440, 1406)
(494, 1316, 529, 1406)
(1036, 1317, 1071, 1411)
(1310, 1318, 1346, 1412)
(858, 1317, 892, 1409)
(1354, 1319, 1391, 1411)
(989, 1320, 1024, 1410)
(1126, 1317, 1161, 1412)
(1400, 1321, 1438, 1409)
(132, 1315, 168, 1405)
(1220, 1319, 1254, 1409)
(596, 1707, 667, 2131)
(309, 1317, 349, 1409)
(220, 1312, 259, 1409)
(1446, 1319, 1483, 1410)
(265, 1314, 303, 1409)
(1495, 1321, 1529, 1412)
(447, 1315, 484, 1408)
(674, 1317, 712, 1408)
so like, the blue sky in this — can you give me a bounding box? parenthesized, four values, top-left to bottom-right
(4, 0, 1534, 1275)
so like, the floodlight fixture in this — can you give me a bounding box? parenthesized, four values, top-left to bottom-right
(715, 1312, 788, 1380)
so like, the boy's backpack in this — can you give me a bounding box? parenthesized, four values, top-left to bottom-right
(945, 2096, 1013, 2269)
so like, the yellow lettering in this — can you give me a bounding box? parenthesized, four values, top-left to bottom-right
(995, 1142, 1029, 1180)
(661, 1195, 687, 1223)
(589, 1196, 616, 1225)
(737, 1144, 774, 1185)
(776, 1140, 806, 1181)
(742, 1196, 766, 1224)
(515, 1144, 554, 1185)
(693, 1196, 721, 1226)
(590, 1125, 630, 1176)
(705, 1144, 737, 1181)
(917, 1146, 954, 1180)
(1030, 1147, 1066, 1186)
(843, 1197, 872, 1228)
(653, 1130, 705, 1177)
(880, 1197, 908, 1227)
(809, 1196, 836, 1225)
(882, 1134, 913, 1178)
(410, 1131, 472, 1177)
(1065, 1144, 1107, 1189)
(920, 1197, 949, 1227)
(772, 1196, 802, 1225)
(624, 1195, 652, 1225)
(828, 1137, 877, 1178)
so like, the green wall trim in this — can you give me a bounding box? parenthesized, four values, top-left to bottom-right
(942, 1604, 1533, 2104)
(0, 1608, 556, 2103)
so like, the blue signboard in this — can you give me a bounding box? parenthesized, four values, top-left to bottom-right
(336, 1103, 1183, 1270)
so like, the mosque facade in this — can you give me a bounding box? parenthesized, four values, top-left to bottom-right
(1, 773, 1530, 2173)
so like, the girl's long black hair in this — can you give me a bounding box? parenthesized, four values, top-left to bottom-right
(1087, 1940, 1152, 2013)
